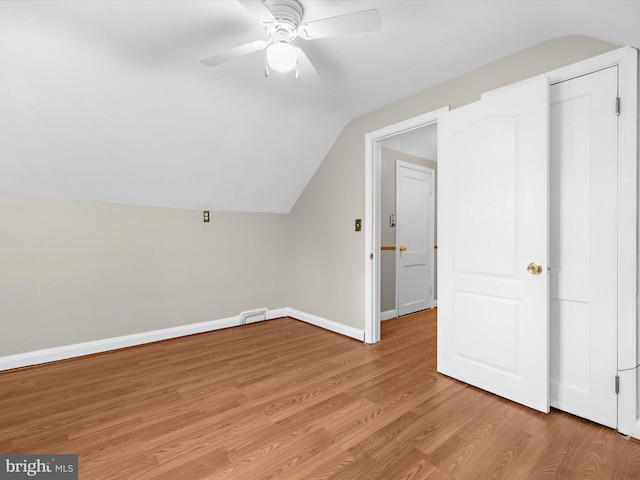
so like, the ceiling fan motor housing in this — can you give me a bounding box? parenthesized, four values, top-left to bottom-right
(264, 0, 304, 39)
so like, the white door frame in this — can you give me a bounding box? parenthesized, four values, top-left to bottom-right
(363, 46, 638, 436)
(364, 107, 448, 344)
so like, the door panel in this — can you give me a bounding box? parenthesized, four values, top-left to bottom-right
(438, 77, 550, 413)
(396, 161, 433, 316)
(549, 66, 618, 427)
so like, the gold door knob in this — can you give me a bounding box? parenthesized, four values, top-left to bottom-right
(399, 246, 407, 252)
(527, 262, 543, 275)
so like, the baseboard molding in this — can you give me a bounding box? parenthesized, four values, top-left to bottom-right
(268, 308, 289, 320)
(382, 305, 437, 321)
(380, 310, 397, 321)
(0, 307, 363, 371)
(0, 308, 289, 372)
(633, 419, 640, 441)
(285, 308, 365, 341)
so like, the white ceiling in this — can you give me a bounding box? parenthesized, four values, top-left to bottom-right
(2, 1, 640, 213)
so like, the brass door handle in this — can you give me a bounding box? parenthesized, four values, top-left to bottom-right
(399, 246, 407, 252)
(527, 262, 543, 275)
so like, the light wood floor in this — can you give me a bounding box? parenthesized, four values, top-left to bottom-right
(1, 309, 639, 479)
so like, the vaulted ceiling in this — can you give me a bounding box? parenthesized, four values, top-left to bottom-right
(2, 1, 640, 213)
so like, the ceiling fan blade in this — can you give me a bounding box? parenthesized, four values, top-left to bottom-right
(238, 0, 275, 24)
(296, 48, 323, 86)
(298, 9, 381, 40)
(200, 40, 268, 67)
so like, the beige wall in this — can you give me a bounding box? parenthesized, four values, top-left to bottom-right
(0, 195, 289, 356)
(1, 35, 631, 366)
(289, 35, 620, 331)
(380, 147, 437, 314)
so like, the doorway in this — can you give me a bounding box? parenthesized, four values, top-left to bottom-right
(364, 108, 448, 344)
(378, 127, 437, 320)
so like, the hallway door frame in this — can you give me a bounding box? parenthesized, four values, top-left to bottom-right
(364, 107, 448, 344)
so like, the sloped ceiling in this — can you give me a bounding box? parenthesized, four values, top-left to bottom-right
(1, 1, 640, 213)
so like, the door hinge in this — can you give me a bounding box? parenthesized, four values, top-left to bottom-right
(370, 253, 374, 260)
(616, 97, 621, 116)
(615, 375, 620, 394)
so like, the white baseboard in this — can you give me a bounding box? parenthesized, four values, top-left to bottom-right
(381, 305, 437, 321)
(268, 308, 288, 320)
(380, 310, 397, 321)
(0, 307, 358, 371)
(0, 308, 288, 372)
(0, 316, 243, 372)
(285, 308, 365, 341)
(633, 419, 640, 441)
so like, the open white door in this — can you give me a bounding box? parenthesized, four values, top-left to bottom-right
(396, 160, 434, 316)
(437, 77, 550, 413)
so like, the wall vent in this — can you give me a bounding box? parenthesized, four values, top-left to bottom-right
(240, 308, 269, 325)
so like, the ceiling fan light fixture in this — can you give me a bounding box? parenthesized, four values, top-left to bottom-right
(266, 41, 297, 72)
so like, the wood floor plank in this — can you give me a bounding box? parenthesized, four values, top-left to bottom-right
(1, 310, 639, 479)
(379, 450, 436, 480)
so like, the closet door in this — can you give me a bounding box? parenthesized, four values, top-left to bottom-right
(437, 77, 550, 413)
(549, 66, 618, 427)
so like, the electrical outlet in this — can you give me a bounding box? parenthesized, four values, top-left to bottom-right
(203, 210, 210, 222)
(355, 218, 362, 232)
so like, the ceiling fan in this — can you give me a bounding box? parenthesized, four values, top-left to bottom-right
(200, 0, 382, 84)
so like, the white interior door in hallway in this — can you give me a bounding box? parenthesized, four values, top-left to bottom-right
(549, 66, 618, 428)
(396, 160, 434, 316)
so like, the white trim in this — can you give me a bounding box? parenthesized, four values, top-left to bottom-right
(0, 307, 291, 372)
(0, 307, 361, 372)
(364, 131, 379, 343)
(268, 308, 288, 319)
(0, 315, 241, 371)
(380, 309, 397, 321)
(481, 48, 635, 97)
(546, 47, 636, 85)
(286, 308, 365, 341)
(613, 47, 638, 437)
(0, 304, 366, 377)
(364, 107, 449, 344)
